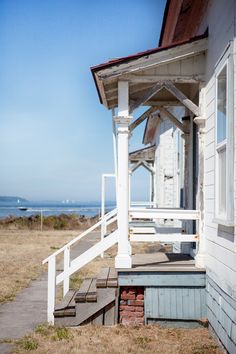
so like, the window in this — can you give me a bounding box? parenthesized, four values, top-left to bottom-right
(214, 46, 234, 226)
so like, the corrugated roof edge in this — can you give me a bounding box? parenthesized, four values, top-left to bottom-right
(91, 32, 208, 105)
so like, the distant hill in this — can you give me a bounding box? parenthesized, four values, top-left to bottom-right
(0, 196, 28, 203)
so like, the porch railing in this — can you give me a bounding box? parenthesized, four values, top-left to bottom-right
(129, 207, 200, 243)
(42, 208, 117, 324)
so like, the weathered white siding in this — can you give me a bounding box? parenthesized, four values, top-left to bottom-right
(202, 0, 236, 299)
(199, 1, 236, 351)
(152, 116, 181, 210)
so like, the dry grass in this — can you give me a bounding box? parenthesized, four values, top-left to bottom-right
(13, 323, 223, 354)
(0, 229, 79, 303)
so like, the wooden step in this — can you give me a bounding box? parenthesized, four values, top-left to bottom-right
(107, 267, 118, 288)
(54, 290, 76, 318)
(55, 287, 117, 326)
(75, 278, 97, 303)
(86, 278, 97, 302)
(96, 267, 118, 288)
(96, 268, 110, 288)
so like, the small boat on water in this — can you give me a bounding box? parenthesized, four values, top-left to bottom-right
(18, 207, 28, 211)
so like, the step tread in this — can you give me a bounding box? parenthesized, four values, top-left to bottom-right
(86, 278, 97, 302)
(107, 268, 118, 288)
(66, 287, 117, 326)
(96, 267, 110, 288)
(54, 290, 76, 311)
(54, 308, 76, 318)
(75, 278, 93, 303)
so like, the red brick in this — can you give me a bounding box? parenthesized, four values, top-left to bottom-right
(121, 294, 136, 300)
(127, 300, 144, 306)
(135, 306, 144, 312)
(120, 311, 133, 317)
(128, 312, 144, 318)
(119, 305, 135, 312)
(119, 300, 127, 305)
(136, 294, 144, 300)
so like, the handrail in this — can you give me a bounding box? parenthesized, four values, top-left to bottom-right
(129, 208, 200, 220)
(43, 208, 117, 264)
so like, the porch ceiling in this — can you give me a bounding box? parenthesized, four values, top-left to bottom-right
(91, 35, 207, 110)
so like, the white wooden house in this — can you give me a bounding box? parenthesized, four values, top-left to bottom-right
(43, 1, 236, 352)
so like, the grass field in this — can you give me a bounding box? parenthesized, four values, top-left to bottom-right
(0, 228, 223, 354)
(0, 229, 78, 303)
(12, 323, 222, 354)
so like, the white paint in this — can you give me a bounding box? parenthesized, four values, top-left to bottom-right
(47, 256, 56, 324)
(115, 81, 132, 268)
(63, 246, 70, 296)
(130, 234, 198, 243)
(118, 81, 129, 116)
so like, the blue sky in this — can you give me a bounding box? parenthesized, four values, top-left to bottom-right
(0, 0, 166, 202)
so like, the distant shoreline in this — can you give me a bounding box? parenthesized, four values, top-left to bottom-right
(0, 213, 99, 230)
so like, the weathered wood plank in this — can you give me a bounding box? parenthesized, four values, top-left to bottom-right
(129, 107, 158, 132)
(86, 278, 97, 302)
(92, 309, 104, 325)
(129, 82, 164, 113)
(75, 278, 92, 303)
(104, 301, 116, 325)
(96, 268, 110, 288)
(54, 290, 76, 311)
(118, 272, 206, 287)
(163, 81, 200, 116)
(156, 106, 187, 132)
(107, 268, 118, 288)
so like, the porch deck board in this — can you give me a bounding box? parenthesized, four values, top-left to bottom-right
(118, 252, 205, 272)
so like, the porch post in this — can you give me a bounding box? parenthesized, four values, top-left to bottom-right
(194, 116, 206, 268)
(115, 81, 132, 269)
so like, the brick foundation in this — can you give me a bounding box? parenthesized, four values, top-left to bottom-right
(119, 287, 144, 325)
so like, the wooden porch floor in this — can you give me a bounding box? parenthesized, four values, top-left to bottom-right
(119, 252, 205, 272)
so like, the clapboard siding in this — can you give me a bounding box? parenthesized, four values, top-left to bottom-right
(205, 0, 235, 79)
(202, 0, 236, 306)
(206, 255, 236, 299)
(206, 239, 236, 271)
(206, 277, 236, 353)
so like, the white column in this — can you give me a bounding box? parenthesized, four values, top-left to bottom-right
(194, 116, 206, 268)
(115, 81, 132, 269)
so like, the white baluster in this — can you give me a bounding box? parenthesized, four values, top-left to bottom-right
(47, 256, 56, 324)
(63, 246, 70, 296)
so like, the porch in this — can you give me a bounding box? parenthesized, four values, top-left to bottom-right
(43, 34, 208, 324)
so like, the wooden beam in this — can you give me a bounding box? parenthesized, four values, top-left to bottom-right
(123, 74, 204, 84)
(129, 82, 164, 113)
(107, 84, 154, 102)
(164, 81, 200, 116)
(156, 106, 188, 133)
(129, 107, 158, 132)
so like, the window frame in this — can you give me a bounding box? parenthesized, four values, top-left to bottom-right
(214, 44, 234, 226)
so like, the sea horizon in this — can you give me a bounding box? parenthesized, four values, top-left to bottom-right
(0, 199, 116, 219)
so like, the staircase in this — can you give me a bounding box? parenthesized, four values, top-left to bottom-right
(42, 208, 118, 324)
(54, 267, 118, 326)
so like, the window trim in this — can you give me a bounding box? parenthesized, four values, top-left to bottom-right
(213, 44, 234, 227)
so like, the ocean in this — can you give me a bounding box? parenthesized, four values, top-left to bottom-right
(0, 201, 116, 219)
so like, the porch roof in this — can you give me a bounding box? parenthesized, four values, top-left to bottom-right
(91, 33, 207, 110)
(129, 145, 156, 163)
